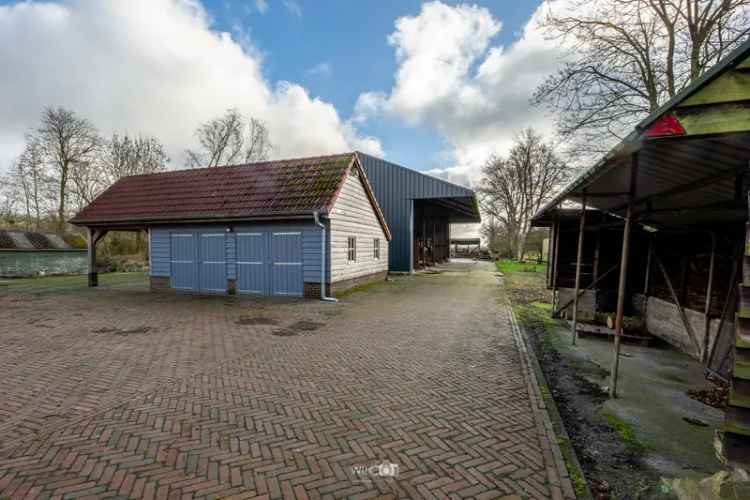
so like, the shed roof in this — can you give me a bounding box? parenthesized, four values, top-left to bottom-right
(0, 229, 80, 251)
(533, 36, 750, 228)
(70, 153, 391, 239)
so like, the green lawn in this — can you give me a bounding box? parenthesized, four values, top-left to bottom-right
(0, 272, 147, 291)
(495, 258, 547, 274)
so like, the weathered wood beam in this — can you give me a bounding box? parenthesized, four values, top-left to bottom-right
(87, 227, 108, 287)
(554, 262, 619, 316)
(653, 252, 702, 356)
(706, 241, 742, 379)
(703, 232, 716, 363)
(610, 153, 638, 399)
(572, 196, 587, 345)
(551, 211, 561, 309)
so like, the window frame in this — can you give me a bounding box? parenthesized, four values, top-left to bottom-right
(347, 236, 357, 262)
(373, 238, 380, 260)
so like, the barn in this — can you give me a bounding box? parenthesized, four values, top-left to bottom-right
(71, 153, 391, 298)
(358, 153, 481, 272)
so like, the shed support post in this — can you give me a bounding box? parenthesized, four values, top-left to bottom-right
(641, 238, 653, 317)
(87, 228, 107, 287)
(572, 195, 587, 345)
(654, 253, 702, 356)
(552, 210, 561, 313)
(703, 232, 716, 362)
(610, 153, 637, 399)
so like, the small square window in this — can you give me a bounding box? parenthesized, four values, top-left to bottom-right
(347, 236, 356, 262)
(373, 238, 380, 259)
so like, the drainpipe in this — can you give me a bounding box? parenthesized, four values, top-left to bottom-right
(313, 211, 338, 303)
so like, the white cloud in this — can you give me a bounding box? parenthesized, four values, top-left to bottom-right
(254, 0, 268, 14)
(355, 0, 568, 188)
(307, 61, 333, 78)
(282, 0, 301, 17)
(0, 0, 381, 172)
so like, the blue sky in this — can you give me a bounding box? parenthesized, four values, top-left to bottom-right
(205, 0, 543, 170)
(0, 0, 563, 188)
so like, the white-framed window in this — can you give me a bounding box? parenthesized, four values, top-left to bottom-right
(373, 238, 380, 259)
(347, 236, 356, 262)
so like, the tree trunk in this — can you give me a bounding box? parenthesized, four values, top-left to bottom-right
(57, 162, 68, 231)
(515, 230, 527, 261)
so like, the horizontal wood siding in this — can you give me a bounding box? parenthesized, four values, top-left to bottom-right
(226, 232, 236, 280)
(150, 229, 170, 277)
(329, 172, 389, 283)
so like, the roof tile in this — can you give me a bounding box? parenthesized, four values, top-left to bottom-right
(71, 153, 356, 224)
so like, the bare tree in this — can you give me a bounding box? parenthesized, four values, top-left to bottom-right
(31, 107, 101, 230)
(533, 0, 750, 159)
(14, 138, 51, 230)
(0, 174, 20, 225)
(100, 133, 170, 184)
(478, 129, 571, 261)
(185, 108, 272, 168)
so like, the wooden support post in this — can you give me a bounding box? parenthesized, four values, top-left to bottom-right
(641, 238, 653, 317)
(654, 252, 702, 356)
(703, 232, 716, 362)
(86, 228, 108, 287)
(592, 228, 601, 284)
(609, 205, 632, 398)
(572, 195, 587, 345)
(707, 241, 741, 375)
(546, 223, 554, 287)
(551, 210, 562, 312)
(610, 154, 638, 399)
(643, 238, 653, 296)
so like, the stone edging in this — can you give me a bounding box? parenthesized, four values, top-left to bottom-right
(507, 304, 589, 500)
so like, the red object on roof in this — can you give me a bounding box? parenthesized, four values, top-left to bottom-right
(70, 153, 391, 239)
(643, 112, 686, 137)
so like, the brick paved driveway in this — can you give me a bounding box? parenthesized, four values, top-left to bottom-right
(0, 261, 573, 499)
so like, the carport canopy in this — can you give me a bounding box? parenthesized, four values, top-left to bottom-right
(531, 38, 750, 408)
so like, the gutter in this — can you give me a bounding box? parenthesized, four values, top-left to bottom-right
(313, 211, 338, 303)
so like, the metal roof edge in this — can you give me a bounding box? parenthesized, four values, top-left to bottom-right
(356, 151, 476, 196)
(637, 36, 750, 132)
(532, 36, 750, 222)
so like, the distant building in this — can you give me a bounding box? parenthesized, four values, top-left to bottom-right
(0, 229, 86, 277)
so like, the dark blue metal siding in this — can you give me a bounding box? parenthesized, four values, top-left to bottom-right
(358, 153, 475, 272)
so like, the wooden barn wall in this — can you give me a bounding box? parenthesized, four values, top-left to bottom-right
(552, 216, 743, 316)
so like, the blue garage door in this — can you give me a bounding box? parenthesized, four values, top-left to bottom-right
(236, 232, 267, 295)
(271, 232, 303, 297)
(199, 233, 226, 293)
(170, 233, 196, 290)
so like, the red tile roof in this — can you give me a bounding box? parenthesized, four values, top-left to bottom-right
(70, 153, 390, 239)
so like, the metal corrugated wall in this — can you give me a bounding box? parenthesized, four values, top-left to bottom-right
(358, 153, 475, 272)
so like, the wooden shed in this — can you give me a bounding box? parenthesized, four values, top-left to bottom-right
(71, 153, 391, 299)
(0, 229, 86, 277)
(532, 37, 750, 463)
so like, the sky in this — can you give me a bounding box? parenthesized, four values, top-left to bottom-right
(0, 0, 567, 192)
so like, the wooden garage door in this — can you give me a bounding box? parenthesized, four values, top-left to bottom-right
(270, 232, 302, 297)
(170, 233, 196, 290)
(199, 233, 226, 293)
(236, 232, 267, 295)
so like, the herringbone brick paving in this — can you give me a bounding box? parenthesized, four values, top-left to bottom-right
(0, 261, 574, 499)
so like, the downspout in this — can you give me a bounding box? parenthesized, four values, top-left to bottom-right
(313, 211, 338, 303)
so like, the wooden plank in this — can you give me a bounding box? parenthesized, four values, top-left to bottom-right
(676, 103, 750, 136)
(572, 198, 587, 345)
(680, 71, 750, 107)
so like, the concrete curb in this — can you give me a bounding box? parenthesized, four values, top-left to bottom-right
(507, 304, 591, 500)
